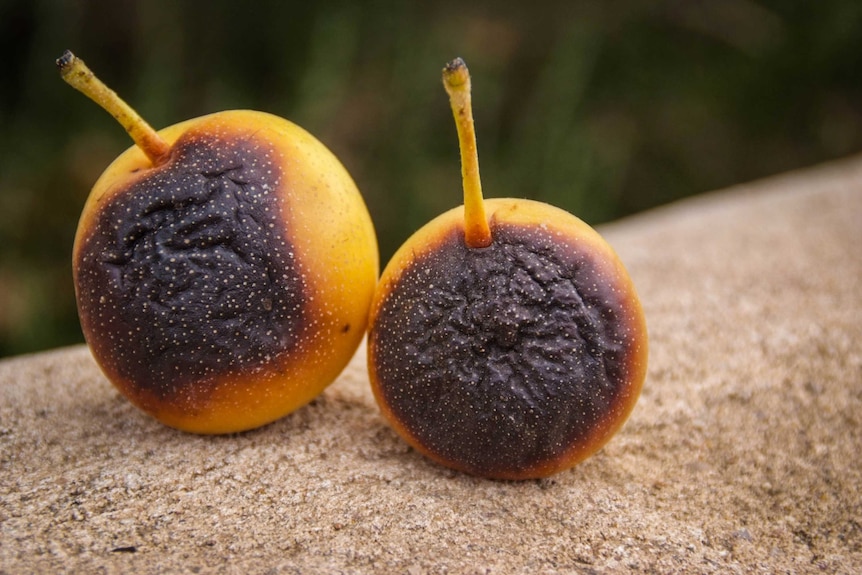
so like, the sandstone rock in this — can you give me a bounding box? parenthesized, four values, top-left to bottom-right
(2, 157, 861, 573)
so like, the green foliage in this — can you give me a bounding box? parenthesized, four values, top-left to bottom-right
(2, 0, 862, 357)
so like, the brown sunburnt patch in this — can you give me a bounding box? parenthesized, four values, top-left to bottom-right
(75, 127, 311, 412)
(369, 220, 644, 478)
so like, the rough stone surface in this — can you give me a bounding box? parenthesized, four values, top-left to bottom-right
(2, 157, 861, 574)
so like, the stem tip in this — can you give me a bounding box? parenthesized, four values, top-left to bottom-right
(56, 50, 75, 70)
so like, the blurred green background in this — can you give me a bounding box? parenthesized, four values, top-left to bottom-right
(2, 0, 861, 358)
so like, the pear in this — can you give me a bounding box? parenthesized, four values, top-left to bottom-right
(367, 58, 648, 479)
(58, 51, 379, 434)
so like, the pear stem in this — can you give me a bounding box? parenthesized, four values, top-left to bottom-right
(443, 58, 492, 248)
(56, 50, 171, 166)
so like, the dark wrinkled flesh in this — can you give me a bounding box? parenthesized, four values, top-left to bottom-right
(76, 130, 307, 401)
(371, 223, 638, 476)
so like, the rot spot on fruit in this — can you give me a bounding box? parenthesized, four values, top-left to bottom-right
(367, 58, 647, 479)
(58, 51, 378, 434)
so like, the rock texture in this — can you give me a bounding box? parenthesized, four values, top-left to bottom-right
(2, 157, 861, 574)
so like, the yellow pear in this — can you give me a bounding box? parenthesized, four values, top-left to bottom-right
(367, 58, 648, 479)
(58, 50, 378, 434)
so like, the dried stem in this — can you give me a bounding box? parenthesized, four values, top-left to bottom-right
(443, 58, 492, 248)
(57, 50, 171, 165)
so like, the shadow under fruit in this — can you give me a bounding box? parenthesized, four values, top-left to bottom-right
(367, 58, 648, 480)
(58, 51, 379, 434)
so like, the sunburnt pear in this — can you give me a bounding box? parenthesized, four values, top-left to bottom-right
(367, 58, 648, 479)
(58, 51, 378, 434)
